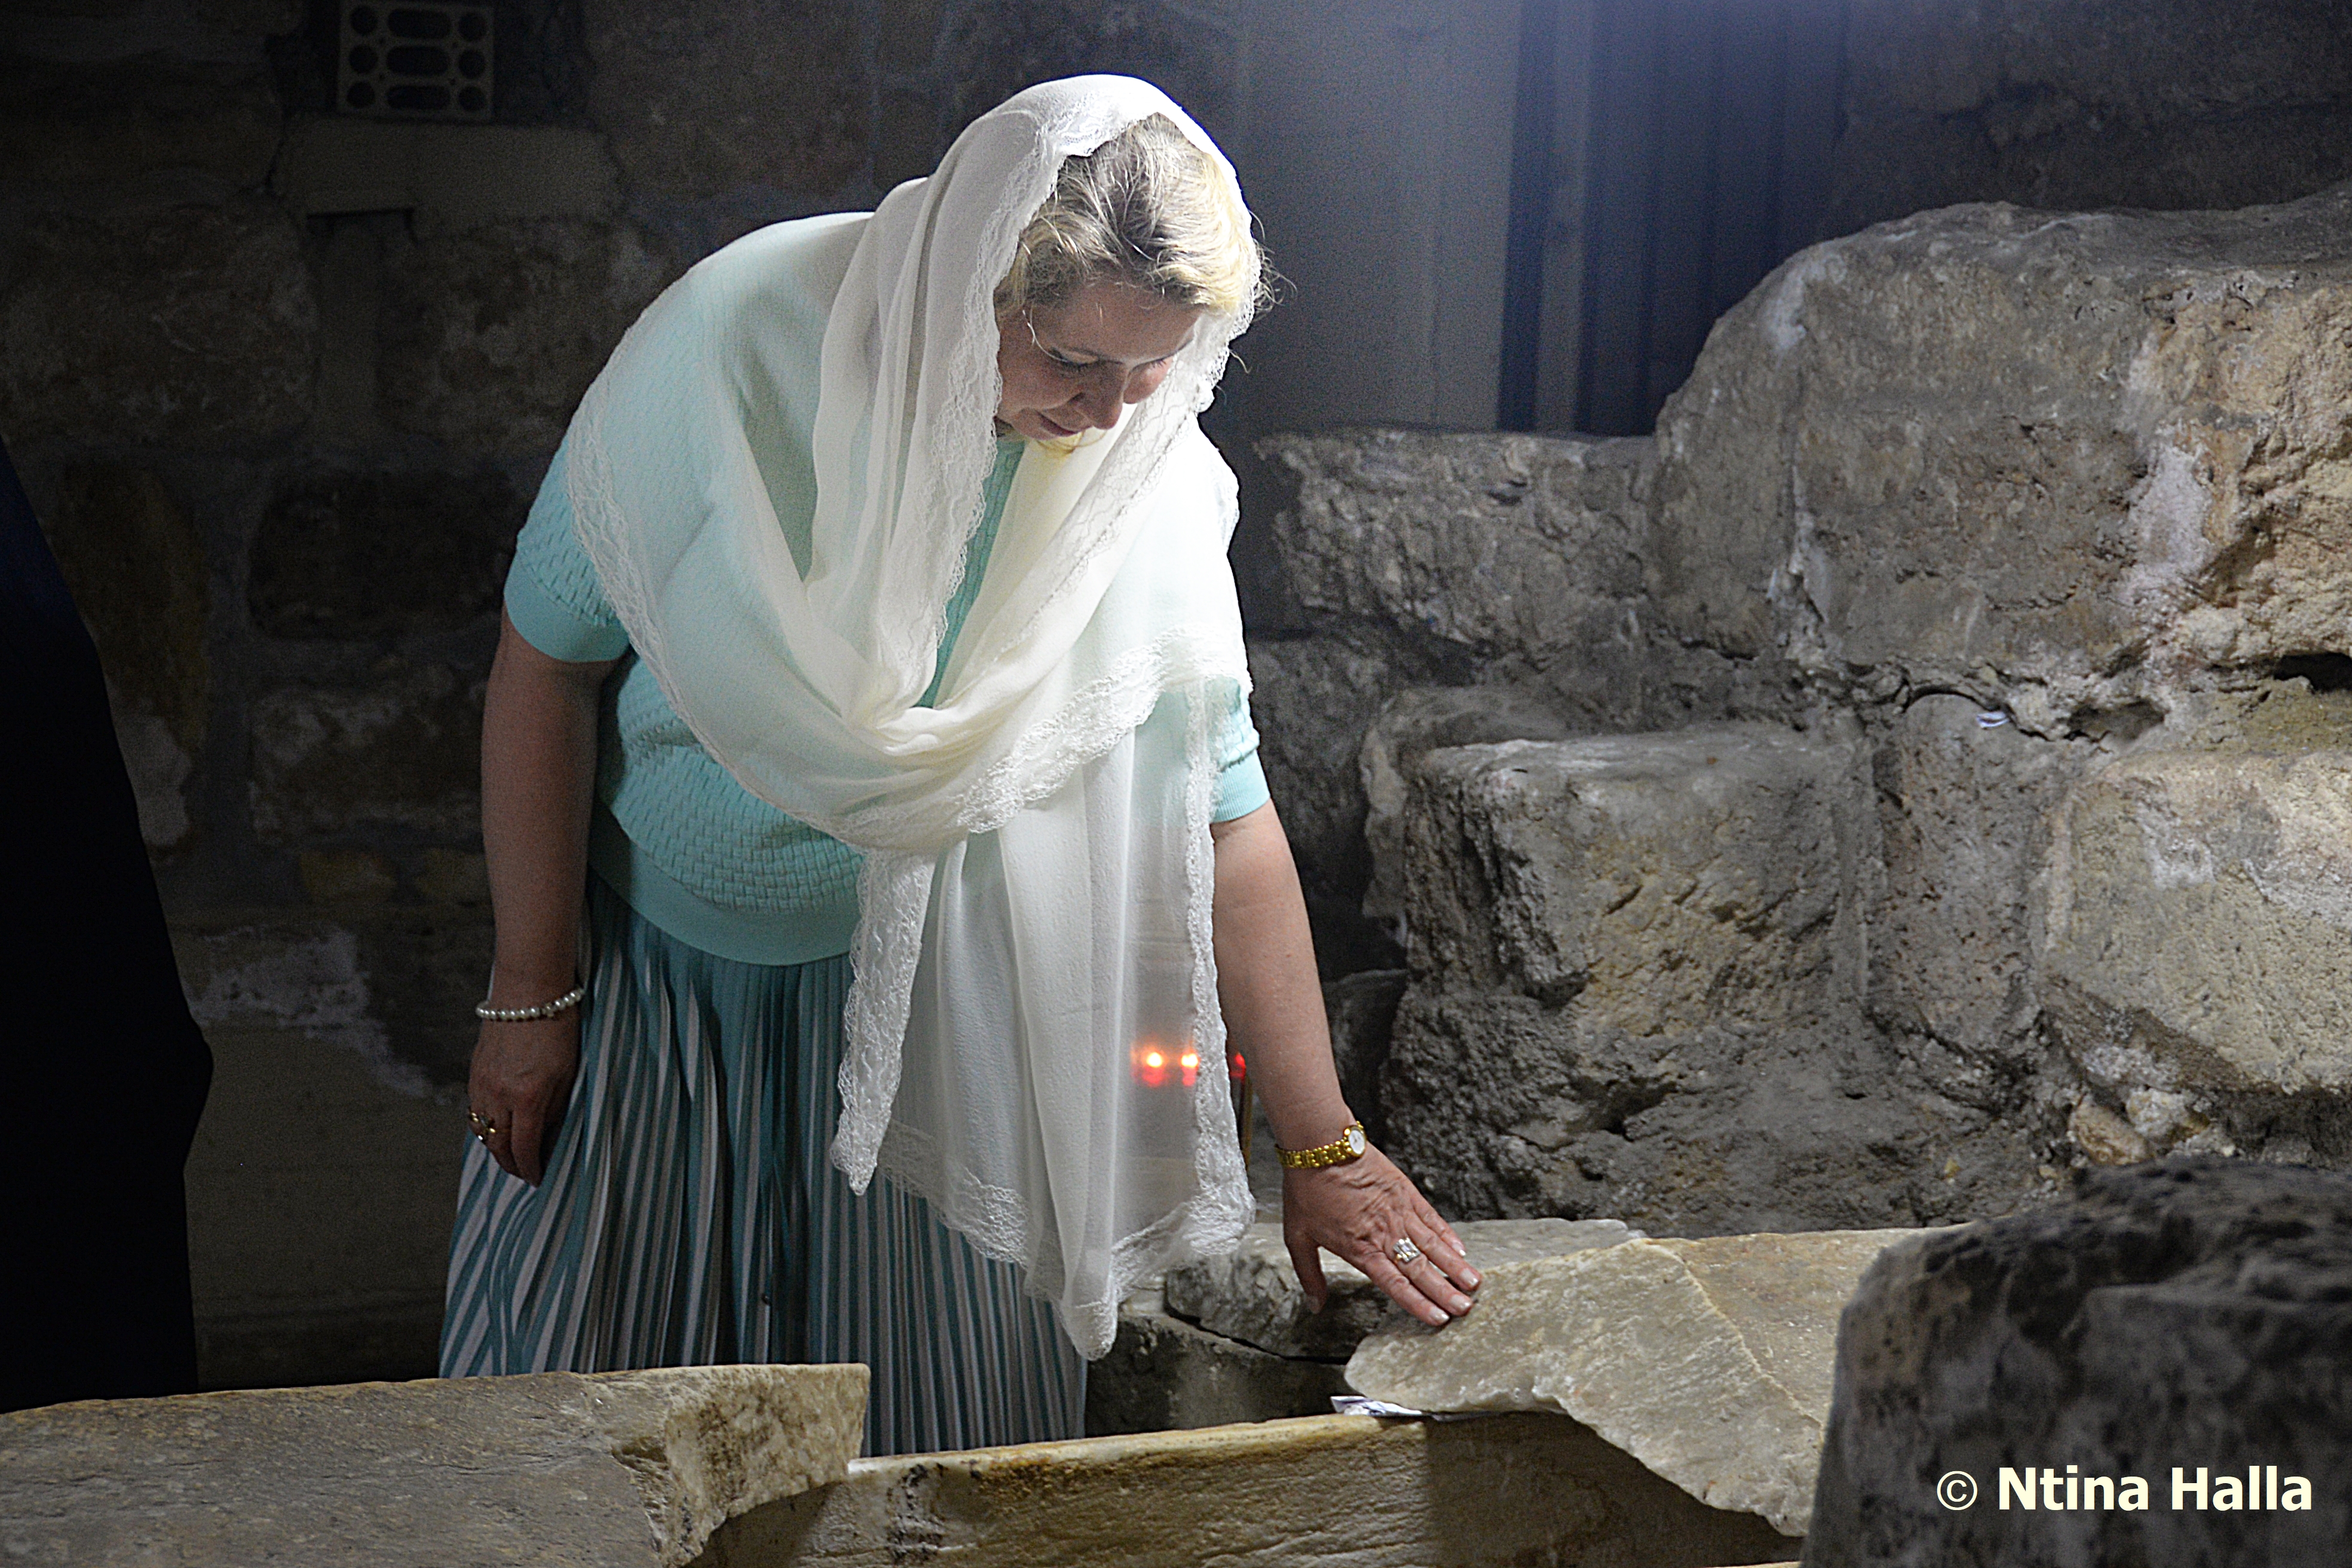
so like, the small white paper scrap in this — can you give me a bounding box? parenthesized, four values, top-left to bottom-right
(1977, 710, 2010, 729)
(1330, 1395, 1485, 1422)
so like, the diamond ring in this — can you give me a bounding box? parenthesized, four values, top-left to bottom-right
(1388, 1237, 1423, 1267)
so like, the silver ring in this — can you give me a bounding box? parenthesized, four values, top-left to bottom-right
(1388, 1237, 1422, 1267)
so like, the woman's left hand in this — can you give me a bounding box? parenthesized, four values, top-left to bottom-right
(1282, 1147, 1480, 1327)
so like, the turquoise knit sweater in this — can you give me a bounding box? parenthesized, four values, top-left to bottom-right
(506, 437, 1268, 964)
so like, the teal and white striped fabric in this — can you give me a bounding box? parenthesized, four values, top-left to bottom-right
(440, 876, 1085, 1456)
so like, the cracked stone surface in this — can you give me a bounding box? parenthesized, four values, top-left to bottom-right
(1165, 1217, 1640, 1361)
(1343, 1229, 1931, 1536)
(0, 1365, 866, 1567)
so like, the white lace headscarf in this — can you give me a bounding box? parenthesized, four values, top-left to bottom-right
(565, 76, 1257, 1356)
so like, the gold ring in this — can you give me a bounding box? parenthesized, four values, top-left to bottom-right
(1388, 1237, 1423, 1267)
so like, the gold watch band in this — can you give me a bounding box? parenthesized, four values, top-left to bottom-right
(1276, 1120, 1368, 1170)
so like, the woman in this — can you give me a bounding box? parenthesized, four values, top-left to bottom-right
(442, 76, 1478, 1455)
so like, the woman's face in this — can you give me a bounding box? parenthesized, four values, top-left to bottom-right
(995, 280, 1203, 441)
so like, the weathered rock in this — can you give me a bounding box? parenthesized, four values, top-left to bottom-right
(1263, 429, 1653, 693)
(1806, 1158, 2352, 1567)
(1165, 1218, 1639, 1361)
(1397, 723, 1856, 1027)
(0, 198, 315, 446)
(0, 1365, 867, 1568)
(869, 87, 941, 193)
(191, 0, 304, 32)
(941, 0, 1241, 142)
(1653, 184, 2352, 734)
(41, 465, 211, 849)
(1347, 1229, 1930, 1537)
(584, 0, 865, 199)
(700, 1412, 1798, 1568)
(250, 466, 522, 638)
(1322, 967, 1406, 1143)
(1369, 721, 2063, 1230)
(1830, 0, 2352, 234)
(1084, 1282, 1350, 1435)
(2042, 693, 2352, 1154)
(1385, 987, 2056, 1233)
(1241, 632, 1404, 951)
(378, 217, 673, 458)
(1868, 694, 2088, 1092)
(0, 54, 281, 187)
(248, 662, 485, 843)
(1359, 684, 1580, 935)
(274, 118, 624, 232)
(1247, 430, 1659, 954)
(177, 907, 492, 1092)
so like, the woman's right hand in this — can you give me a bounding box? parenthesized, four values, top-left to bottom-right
(471, 613, 614, 1187)
(467, 1010, 583, 1185)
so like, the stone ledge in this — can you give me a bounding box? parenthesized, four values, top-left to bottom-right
(694, 1412, 1799, 1568)
(0, 1365, 867, 1567)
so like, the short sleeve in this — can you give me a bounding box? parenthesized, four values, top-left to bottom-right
(1209, 684, 1268, 822)
(506, 442, 632, 664)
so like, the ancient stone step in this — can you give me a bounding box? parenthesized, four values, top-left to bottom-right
(0, 1365, 866, 1567)
(2044, 703, 2352, 1133)
(1163, 1217, 1640, 1359)
(1345, 1228, 1931, 1536)
(1807, 1158, 2352, 1567)
(692, 1412, 1798, 1568)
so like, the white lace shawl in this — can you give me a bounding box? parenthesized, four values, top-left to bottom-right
(564, 76, 1256, 1356)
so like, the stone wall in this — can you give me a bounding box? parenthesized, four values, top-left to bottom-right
(0, 0, 1239, 1388)
(1260, 180, 2352, 1236)
(1829, 0, 2352, 235)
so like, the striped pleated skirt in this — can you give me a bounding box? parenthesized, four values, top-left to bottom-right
(439, 875, 1085, 1456)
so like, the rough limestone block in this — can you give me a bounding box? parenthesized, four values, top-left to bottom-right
(1399, 723, 1855, 1031)
(1240, 632, 1401, 924)
(1322, 967, 1407, 1143)
(378, 217, 673, 460)
(250, 466, 522, 639)
(584, 0, 865, 199)
(2042, 705, 2352, 1134)
(940, 0, 1241, 140)
(274, 119, 624, 233)
(1653, 184, 2352, 733)
(1083, 1283, 1350, 1435)
(1345, 1229, 1930, 1537)
(1263, 429, 1653, 672)
(0, 1365, 868, 1568)
(697, 1413, 1797, 1568)
(1359, 685, 1580, 933)
(1807, 1158, 2352, 1567)
(248, 662, 486, 843)
(1868, 694, 2087, 1081)
(1166, 1218, 1639, 1360)
(0, 55, 281, 187)
(1830, 0, 2352, 231)
(0, 198, 316, 446)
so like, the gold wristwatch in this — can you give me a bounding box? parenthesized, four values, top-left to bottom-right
(1276, 1120, 1368, 1170)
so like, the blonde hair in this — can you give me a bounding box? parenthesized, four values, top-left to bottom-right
(994, 114, 1266, 323)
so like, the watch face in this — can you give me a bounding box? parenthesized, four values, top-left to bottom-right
(1344, 1125, 1366, 1156)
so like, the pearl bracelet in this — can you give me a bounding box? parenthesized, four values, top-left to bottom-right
(474, 982, 586, 1022)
